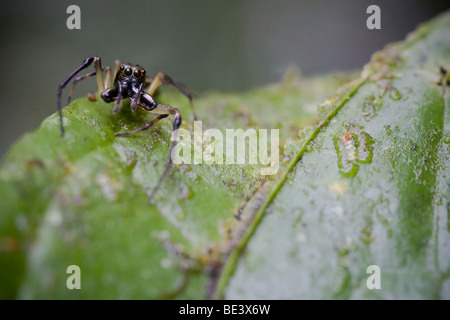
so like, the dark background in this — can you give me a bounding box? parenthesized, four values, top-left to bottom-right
(0, 0, 448, 159)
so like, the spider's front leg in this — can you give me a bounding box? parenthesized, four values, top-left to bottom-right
(57, 56, 112, 136)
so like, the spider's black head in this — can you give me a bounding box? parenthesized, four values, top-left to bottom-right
(115, 63, 147, 85)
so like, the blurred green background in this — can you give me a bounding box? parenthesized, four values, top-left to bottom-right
(0, 0, 448, 160)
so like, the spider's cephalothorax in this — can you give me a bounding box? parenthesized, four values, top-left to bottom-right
(101, 63, 152, 114)
(110, 63, 147, 98)
(57, 56, 197, 203)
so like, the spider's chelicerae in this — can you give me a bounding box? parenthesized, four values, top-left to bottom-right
(57, 56, 196, 203)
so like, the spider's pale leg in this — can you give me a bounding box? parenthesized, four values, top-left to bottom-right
(93, 57, 108, 94)
(112, 60, 121, 82)
(146, 72, 197, 120)
(104, 60, 120, 90)
(103, 66, 112, 91)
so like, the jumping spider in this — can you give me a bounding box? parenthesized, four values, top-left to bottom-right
(57, 56, 196, 203)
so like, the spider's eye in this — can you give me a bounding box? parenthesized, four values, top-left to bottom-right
(124, 68, 132, 76)
(119, 64, 125, 71)
(133, 69, 141, 78)
(141, 70, 146, 76)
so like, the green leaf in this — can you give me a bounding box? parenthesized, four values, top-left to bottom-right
(1, 11, 449, 299)
(0, 63, 351, 298)
(221, 12, 450, 299)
